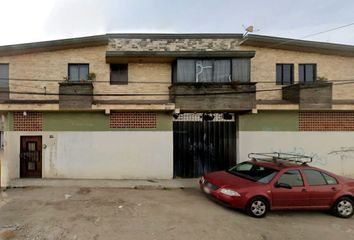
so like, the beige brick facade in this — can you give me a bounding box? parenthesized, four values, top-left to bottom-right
(0, 36, 354, 111)
(240, 46, 354, 101)
(0, 45, 108, 101)
(93, 63, 171, 101)
(0, 45, 171, 108)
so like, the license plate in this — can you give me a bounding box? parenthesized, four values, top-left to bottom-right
(203, 186, 211, 194)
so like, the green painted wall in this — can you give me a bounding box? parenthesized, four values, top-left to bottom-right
(6, 110, 298, 132)
(43, 112, 172, 131)
(239, 111, 299, 131)
(5, 112, 13, 131)
(43, 112, 108, 131)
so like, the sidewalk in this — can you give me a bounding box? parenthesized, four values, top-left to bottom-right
(8, 178, 200, 189)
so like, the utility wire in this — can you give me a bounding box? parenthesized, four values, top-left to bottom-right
(301, 22, 354, 40)
(0, 77, 170, 84)
(2, 77, 354, 84)
(2, 23, 354, 86)
(261, 22, 354, 49)
(2, 80, 353, 97)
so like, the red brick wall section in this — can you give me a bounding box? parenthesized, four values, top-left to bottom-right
(110, 112, 157, 128)
(299, 112, 354, 131)
(13, 112, 43, 131)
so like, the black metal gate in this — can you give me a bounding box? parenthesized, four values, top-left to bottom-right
(173, 121, 236, 178)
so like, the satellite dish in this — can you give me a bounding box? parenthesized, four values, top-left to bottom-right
(242, 25, 260, 39)
(245, 25, 254, 33)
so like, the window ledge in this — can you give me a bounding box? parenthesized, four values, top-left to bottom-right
(172, 82, 256, 86)
(59, 81, 93, 86)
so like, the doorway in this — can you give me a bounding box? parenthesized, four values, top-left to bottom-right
(20, 136, 42, 178)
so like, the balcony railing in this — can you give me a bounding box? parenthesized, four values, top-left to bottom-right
(59, 81, 93, 109)
(282, 81, 333, 109)
(169, 82, 256, 111)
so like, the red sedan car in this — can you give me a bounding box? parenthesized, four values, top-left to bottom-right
(200, 153, 354, 218)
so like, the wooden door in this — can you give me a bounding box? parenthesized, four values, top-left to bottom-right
(20, 136, 42, 178)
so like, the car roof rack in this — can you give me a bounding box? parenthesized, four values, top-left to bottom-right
(248, 152, 313, 165)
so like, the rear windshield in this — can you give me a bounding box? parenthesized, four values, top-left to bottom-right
(228, 162, 278, 184)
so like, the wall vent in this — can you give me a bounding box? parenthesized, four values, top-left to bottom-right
(299, 112, 354, 131)
(110, 112, 156, 128)
(13, 112, 43, 131)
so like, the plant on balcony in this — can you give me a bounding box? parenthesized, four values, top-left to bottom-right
(87, 72, 96, 81)
(316, 76, 328, 81)
(61, 72, 96, 83)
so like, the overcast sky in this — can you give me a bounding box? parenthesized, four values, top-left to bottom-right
(1, 0, 354, 46)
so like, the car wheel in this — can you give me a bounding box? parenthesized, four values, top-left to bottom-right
(247, 197, 268, 218)
(333, 197, 354, 218)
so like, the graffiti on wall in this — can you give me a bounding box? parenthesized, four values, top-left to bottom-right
(269, 146, 354, 167)
(328, 147, 354, 160)
(239, 132, 354, 176)
(270, 147, 328, 166)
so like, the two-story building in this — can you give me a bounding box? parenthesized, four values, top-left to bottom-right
(1, 34, 354, 187)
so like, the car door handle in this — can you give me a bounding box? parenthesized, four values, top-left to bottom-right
(301, 188, 307, 192)
(331, 187, 337, 191)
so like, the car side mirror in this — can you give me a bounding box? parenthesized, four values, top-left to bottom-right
(275, 182, 292, 189)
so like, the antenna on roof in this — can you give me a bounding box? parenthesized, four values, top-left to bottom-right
(242, 25, 260, 37)
(243, 25, 254, 37)
(240, 25, 260, 44)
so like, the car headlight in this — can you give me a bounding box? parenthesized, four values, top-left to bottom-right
(220, 188, 241, 197)
(200, 176, 205, 184)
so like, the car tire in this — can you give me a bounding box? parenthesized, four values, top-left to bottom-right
(332, 197, 354, 218)
(247, 197, 268, 218)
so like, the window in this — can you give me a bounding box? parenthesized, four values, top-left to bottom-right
(277, 170, 303, 187)
(0, 64, 9, 89)
(196, 60, 214, 82)
(303, 169, 327, 186)
(228, 162, 279, 183)
(110, 64, 128, 84)
(299, 64, 316, 83)
(322, 173, 338, 185)
(234, 162, 254, 171)
(176, 60, 196, 83)
(68, 64, 89, 81)
(174, 58, 250, 83)
(276, 64, 294, 85)
(232, 58, 250, 83)
(303, 169, 338, 185)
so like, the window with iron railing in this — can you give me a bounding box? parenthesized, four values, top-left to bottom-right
(173, 58, 250, 83)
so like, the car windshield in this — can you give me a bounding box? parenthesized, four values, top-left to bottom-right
(227, 162, 278, 184)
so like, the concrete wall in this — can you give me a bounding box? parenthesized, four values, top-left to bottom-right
(1, 111, 173, 187)
(238, 111, 354, 177)
(238, 131, 354, 177)
(1, 131, 173, 187)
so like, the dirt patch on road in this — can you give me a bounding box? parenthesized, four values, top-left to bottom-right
(76, 188, 91, 195)
(0, 187, 353, 240)
(0, 229, 16, 239)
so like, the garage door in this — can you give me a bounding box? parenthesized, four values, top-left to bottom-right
(173, 114, 236, 178)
